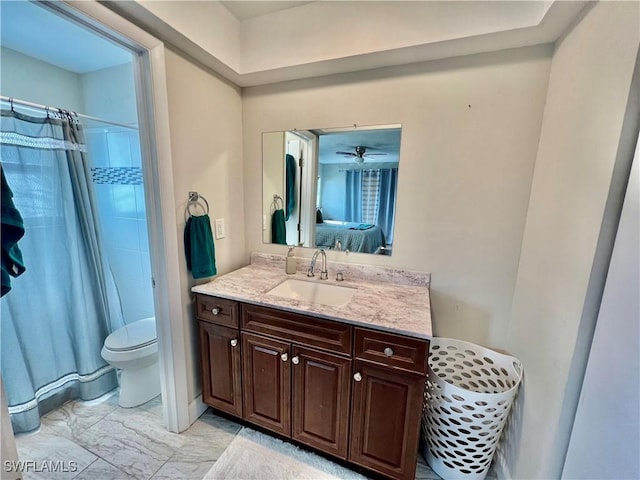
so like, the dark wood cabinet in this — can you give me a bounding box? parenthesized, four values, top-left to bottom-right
(197, 294, 242, 417)
(349, 359, 426, 480)
(291, 345, 351, 459)
(241, 332, 291, 436)
(242, 303, 352, 355)
(198, 319, 242, 417)
(196, 293, 429, 480)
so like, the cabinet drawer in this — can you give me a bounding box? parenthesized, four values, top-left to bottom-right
(242, 304, 352, 355)
(196, 295, 239, 328)
(354, 328, 428, 375)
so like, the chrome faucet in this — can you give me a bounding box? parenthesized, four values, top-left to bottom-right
(307, 249, 328, 280)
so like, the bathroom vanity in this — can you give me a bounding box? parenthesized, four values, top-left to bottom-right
(193, 254, 432, 480)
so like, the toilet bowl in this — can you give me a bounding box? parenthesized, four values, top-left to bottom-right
(101, 317, 160, 408)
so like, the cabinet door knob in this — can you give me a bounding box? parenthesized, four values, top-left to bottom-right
(230, 339, 238, 347)
(291, 356, 299, 365)
(383, 347, 394, 357)
(281, 353, 288, 362)
(353, 372, 362, 382)
(211, 307, 220, 315)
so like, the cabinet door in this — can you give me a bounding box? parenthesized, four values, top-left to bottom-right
(291, 346, 351, 459)
(242, 332, 291, 436)
(199, 321, 242, 417)
(349, 360, 425, 480)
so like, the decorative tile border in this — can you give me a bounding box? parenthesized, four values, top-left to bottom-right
(91, 167, 142, 185)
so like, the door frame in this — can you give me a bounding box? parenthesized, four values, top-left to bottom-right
(50, 0, 190, 432)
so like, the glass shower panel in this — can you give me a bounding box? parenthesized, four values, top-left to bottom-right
(86, 125, 154, 324)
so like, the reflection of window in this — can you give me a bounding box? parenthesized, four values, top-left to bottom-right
(316, 175, 322, 209)
(361, 170, 380, 224)
(345, 167, 398, 243)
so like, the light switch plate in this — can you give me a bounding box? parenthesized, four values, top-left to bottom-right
(214, 219, 225, 239)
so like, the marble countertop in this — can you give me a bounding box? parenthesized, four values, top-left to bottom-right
(191, 254, 432, 340)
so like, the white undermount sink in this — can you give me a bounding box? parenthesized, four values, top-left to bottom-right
(266, 278, 356, 308)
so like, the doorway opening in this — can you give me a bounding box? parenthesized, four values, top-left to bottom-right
(0, 0, 186, 434)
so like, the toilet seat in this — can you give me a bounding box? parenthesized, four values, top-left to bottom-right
(101, 317, 160, 408)
(105, 317, 157, 352)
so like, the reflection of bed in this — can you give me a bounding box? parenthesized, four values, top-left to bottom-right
(315, 221, 386, 253)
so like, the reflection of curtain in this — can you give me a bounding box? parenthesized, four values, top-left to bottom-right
(345, 170, 362, 222)
(0, 110, 124, 433)
(345, 168, 398, 243)
(378, 168, 398, 244)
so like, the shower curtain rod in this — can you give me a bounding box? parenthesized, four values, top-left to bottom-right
(1, 95, 138, 130)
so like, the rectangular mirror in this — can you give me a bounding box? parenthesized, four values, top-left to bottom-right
(262, 124, 401, 255)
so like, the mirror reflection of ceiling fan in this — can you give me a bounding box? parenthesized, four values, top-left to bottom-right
(336, 146, 387, 163)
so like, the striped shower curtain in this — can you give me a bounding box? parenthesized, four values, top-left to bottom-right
(0, 109, 124, 433)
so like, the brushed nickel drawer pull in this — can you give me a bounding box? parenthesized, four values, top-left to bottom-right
(281, 353, 288, 362)
(211, 307, 220, 315)
(353, 372, 362, 382)
(291, 356, 299, 365)
(383, 347, 394, 357)
(230, 339, 238, 347)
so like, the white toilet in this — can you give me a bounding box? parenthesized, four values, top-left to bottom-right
(101, 317, 160, 408)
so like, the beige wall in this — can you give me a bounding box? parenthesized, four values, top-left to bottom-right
(135, 0, 241, 70)
(0, 47, 83, 112)
(262, 131, 285, 243)
(80, 63, 137, 124)
(243, 45, 552, 349)
(164, 49, 245, 402)
(505, 2, 640, 478)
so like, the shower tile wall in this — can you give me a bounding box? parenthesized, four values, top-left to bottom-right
(87, 127, 154, 325)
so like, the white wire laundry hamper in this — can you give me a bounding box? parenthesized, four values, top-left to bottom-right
(422, 338, 523, 480)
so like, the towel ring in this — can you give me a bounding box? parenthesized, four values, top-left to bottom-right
(271, 194, 284, 213)
(187, 191, 210, 217)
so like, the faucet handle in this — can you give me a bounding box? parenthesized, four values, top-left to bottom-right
(307, 269, 315, 277)
(336, 271, 344, 282)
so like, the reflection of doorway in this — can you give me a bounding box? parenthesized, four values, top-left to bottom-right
(285, 131, 317, 247)
(0, 1, 188, 433)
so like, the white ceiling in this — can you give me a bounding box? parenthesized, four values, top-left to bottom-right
(220, 1, 313, 20)
(103, 0, 590, 87)
(0, 1, 131, 74)
(1, 1, 591, 87)
(317, 127, 401, 165)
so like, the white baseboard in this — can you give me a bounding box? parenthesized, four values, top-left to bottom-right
(188, 395, 208, 424)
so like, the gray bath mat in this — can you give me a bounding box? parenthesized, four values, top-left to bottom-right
(203, 427, 368, 479)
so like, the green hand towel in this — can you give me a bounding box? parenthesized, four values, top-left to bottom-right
(1, 164, 26, 297)
(271, 209, 287, 245)
(285, 154, 296, 220)
(184, 214, 217, 279)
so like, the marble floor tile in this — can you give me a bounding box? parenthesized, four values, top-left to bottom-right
(13, 396, 459, 480)
(71, 402, 184, 479)
(73, 458, 133, 480)
(135, 394, 163, 418)
(150, 461, 214, 480)
(14, 429, 97, 480)
(41, 390, 120, 440)
(169, 410, 242, 463)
